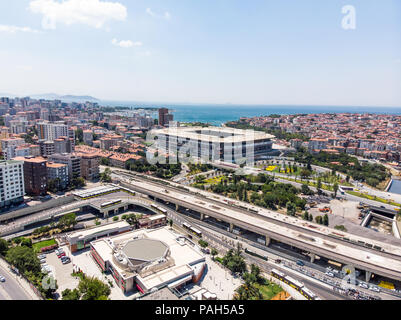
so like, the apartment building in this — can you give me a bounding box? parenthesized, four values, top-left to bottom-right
(80, 154, 100, 181)
(0, 160, 25, 209)
(46, 162, 69, 190)
(1, 138, 25, 160)
(13, 156, 48, 196)
(48, 153, 81, 180)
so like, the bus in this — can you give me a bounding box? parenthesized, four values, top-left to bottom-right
(100, 199, 122, 209)
(182, 223, 202, 238)
(271, 269, 319, 300)
(190, 226, 202, 238)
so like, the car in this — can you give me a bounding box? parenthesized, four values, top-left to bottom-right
(275, 259, 282, 264)
(61, 256, 69, 262)
(40, 259, 46, 264)
(359, 282, 369, 289)
(0, 275, 5, 282)
(62, 259, 71, 265)
(38, 254, 46, 260)
(370, 286, 381, 293)
(57, 253, 66, 258)
(325, 272, 335, 278)
(296, 260, 305, 266)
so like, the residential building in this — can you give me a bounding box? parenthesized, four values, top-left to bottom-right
(48, 153, 81, 180)
(80, 154, 100, 181)
(46, 162, 69, 190)
(14, 156, 48, 196)
(0, 160, 25, 209)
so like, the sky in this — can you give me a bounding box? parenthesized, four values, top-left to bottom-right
(0, 0, 400, 107)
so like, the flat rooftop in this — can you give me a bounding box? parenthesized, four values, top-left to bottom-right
(122, 239, 168, 262)
(67, 221, 130, 240)
(91, 227, 205, 289)
(152, 126, 275, 143)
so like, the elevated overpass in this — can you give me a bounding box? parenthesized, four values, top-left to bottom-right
(114, 172, 401, 282)
(0, 186, 162, 237)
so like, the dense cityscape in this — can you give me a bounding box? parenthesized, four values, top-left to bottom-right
(0, 0, 400, 315)
(0, 95, 401, 304)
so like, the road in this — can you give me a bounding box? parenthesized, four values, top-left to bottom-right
(0, 264, 33, 300)
(163, 202, 348, 300)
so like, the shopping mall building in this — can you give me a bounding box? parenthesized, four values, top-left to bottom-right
(90, 227, 206, 294)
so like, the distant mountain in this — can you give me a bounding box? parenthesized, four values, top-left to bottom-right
(29, 93, 100, 102)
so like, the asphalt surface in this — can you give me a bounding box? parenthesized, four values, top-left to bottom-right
(0, 264, 32, 300)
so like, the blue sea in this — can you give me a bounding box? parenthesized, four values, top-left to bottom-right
(101, 101, 401, 126)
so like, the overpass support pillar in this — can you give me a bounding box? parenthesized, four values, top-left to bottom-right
(200, 213, 205, 221)
(365, 271, 372, 283)
(175, 204, 179, 211)
(310, 253, 316, 263)
(229, 223, 234, 233)
(265, 236, 271, 246)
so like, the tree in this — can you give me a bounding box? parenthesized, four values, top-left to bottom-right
(78, 276, 111, 300)
(234, 282, 262, 300)
(0, 238, 8, 256)
(301, 184, 313, 195)
(73, 177, 86, 188)
(100, 168, 112, 183)
(62, 288, 81, 300)
(317, 178, 322, 193)
(315, 216, 323, 225)
(211, 248, 218, 260)
(58, 212, 77, 230)
(20, 238, 32, 248)
(323, 214, 329, 226)
(333, 182, 339, 198)
(300, 169, 312, 180)
(286, 202, 296, 216)
(6, 246, 41, 274)
(198, 240, 209, 248)
(168, 219, 173, 227)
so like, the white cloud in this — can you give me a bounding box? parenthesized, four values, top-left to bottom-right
(111, 38, 142, 48)
(146, 8, 171, 20)
(0, 25, 40, 34)
(29, 0, 127, 30)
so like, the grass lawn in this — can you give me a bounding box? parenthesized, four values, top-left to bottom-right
(204, 176, 224, 185)
(33, 239, 57, 253)
(255, 280, 283, 300)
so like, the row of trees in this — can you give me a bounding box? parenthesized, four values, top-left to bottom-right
(1, 237, 58, 299)
(291, 149, 389, 188)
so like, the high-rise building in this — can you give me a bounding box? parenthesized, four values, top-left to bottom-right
(46, 162, 69, 190)
(158, 108, 174, 127)
(13, 156, 48, 196)
(80, 154, 100, 181)
(37, 121, 75, 143)
(0, 160, 25, 208)
(1, 138, 25, 160)
(54, 136, 75, 154)
(48, 153, 81, 180)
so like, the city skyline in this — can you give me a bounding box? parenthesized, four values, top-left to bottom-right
(0, 0, 400, 107)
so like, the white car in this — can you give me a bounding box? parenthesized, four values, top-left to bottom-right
(325, 272, 335, 278)
(369, 286, 381, 293)
(359, 282, 369, 289)
(0, 275, 5, 282)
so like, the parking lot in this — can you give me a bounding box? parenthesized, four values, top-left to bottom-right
(62, 245, 138, 300)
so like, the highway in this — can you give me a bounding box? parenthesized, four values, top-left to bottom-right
(112, 171, 401, 281)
